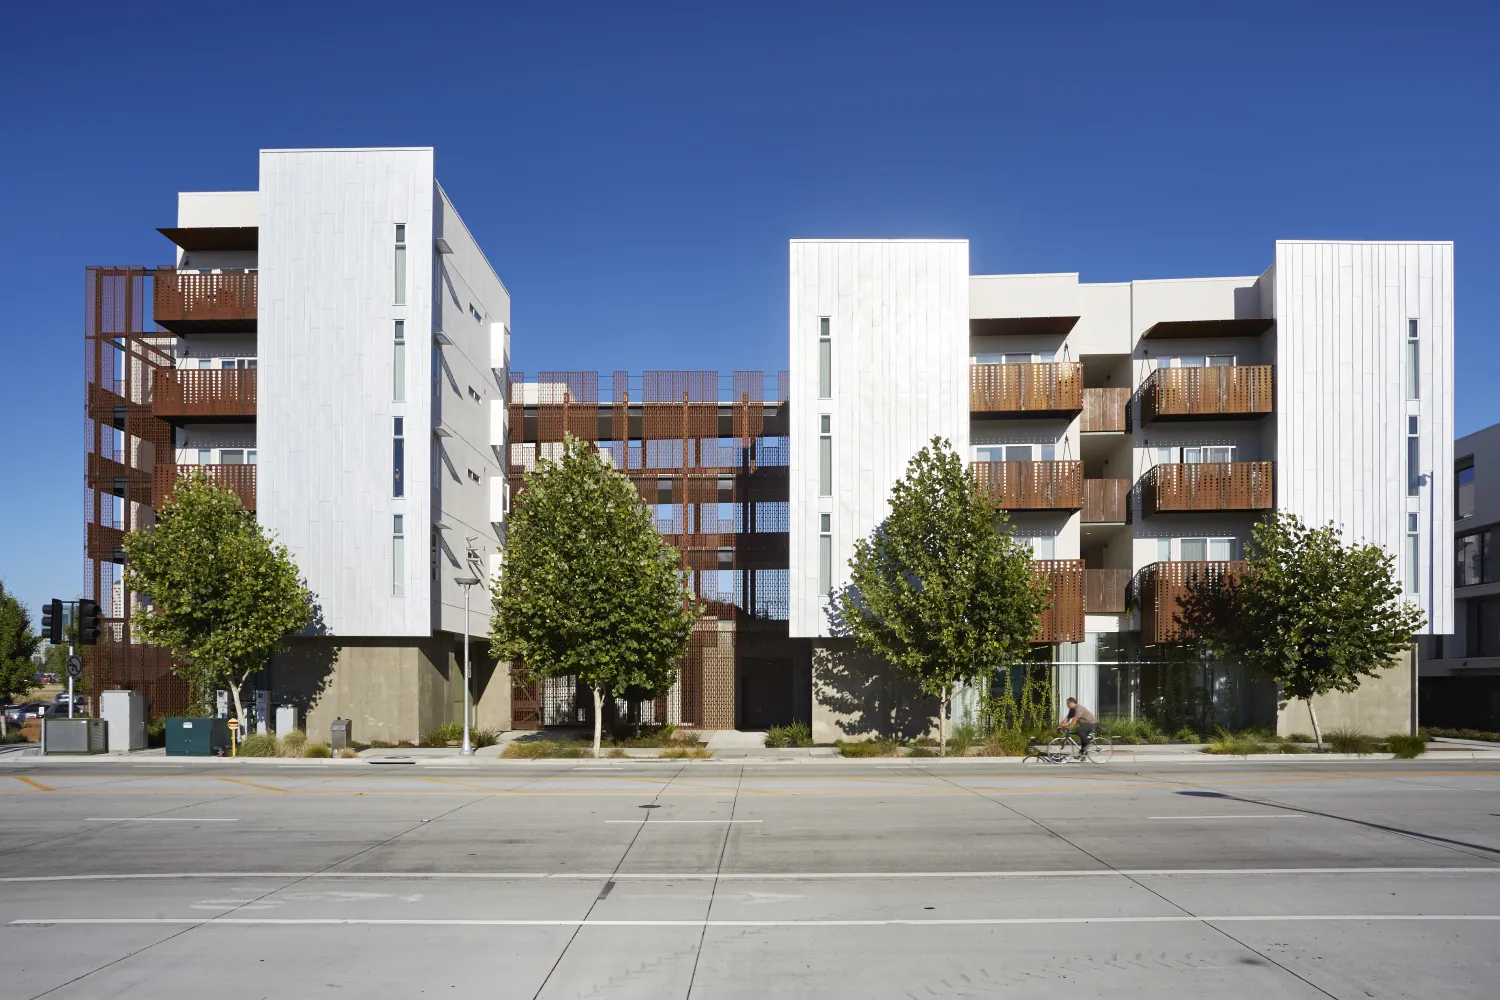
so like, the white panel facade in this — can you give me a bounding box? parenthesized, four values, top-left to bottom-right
(788, 240, 970, 637)
(1274, 241, 1454, 634)
(257, 148, 438, 638)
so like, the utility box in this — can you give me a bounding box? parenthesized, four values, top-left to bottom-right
(330, 718, 352, 751)
(275, 705, 298, 737)
(42, 718, 108, 755)
(100, 690, 147, 752)
(165, 718, 231, 756)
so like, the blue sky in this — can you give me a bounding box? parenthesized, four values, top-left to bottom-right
(0, 0, 1496, 617)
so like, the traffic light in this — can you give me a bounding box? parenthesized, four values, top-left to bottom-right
(40, 599, 63, 644)
(77, 600, 100, 646)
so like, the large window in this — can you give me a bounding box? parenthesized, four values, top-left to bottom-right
(1457, 462, 1475, 520)
(819, 414, 832, 497)
(818, 317, 831, 399)
(977, 444, 1057, 462)
(1179, 537, 1235, 562)
(1407, 415, 1421, 497)
(394, 224, 407, 305)
(1184, 446, 1235, 464)
(1467, 596, 1500, 657)
(1456, 528, 1496, 587)
(819, 513, 832, 595)
(1406, 319, 1420, 400)
(393, 417, 406, 497)
(393, 320, 406, 401)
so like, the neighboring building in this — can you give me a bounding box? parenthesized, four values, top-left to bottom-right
(85, 147, 510, 742)
(1419, 421, 1500, 730)
(790, 240, 1452, 740)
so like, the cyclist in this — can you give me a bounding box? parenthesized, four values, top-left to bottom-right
(1059, 698, 1097, 758)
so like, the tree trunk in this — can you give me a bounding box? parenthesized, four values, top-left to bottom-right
(1307, 699, 1323, 751)
(938, 687, 950, 757)
(1, 712, 8, 738)
(592, 687, 604, 759)
(230, 679, 247, 749)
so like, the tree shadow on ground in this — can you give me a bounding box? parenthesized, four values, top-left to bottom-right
(813, 583, 937, 740)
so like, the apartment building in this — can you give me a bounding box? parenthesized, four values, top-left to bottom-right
(85, 147, 511, 742)
(1419, 421, 1500, 730)
(790, 239, 1453, 740)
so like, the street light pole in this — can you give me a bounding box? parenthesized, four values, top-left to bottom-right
(454, 574, 482, 756)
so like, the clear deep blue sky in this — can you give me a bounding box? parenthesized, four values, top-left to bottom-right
(1, 1, 1496, 617)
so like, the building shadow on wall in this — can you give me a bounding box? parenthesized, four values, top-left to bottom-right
(814, 583, 938, 740)
(270, 593, 337, 727)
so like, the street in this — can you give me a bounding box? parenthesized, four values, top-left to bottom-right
(0, 757, 1496, 998)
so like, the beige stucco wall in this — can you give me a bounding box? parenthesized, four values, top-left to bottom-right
(1275, 647, 1417, 737)
(811, 639, 941, 742)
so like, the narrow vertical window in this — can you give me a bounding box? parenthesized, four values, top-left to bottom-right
(1157, 538, 1172, 563)
(1406, 512, 1420, 594)
(393, 416, 406, 497)
(819, 414, 832, 497)
(392, 514, 405, 597)
(819, 513, 832, 595)
(393, 320, 406, 401)
(818, 317, 831, 399)
(1405, 319, 1420, 400)
(394, 224, 407, 305)
(1407, 415, 1420, 497)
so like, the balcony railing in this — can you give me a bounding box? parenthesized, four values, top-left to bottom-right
(154, 464, 257, 511)
(970, 362, 1082, 415)
(1081, 387, 1130, 432)
(1142, 462, 1273, 514)
(1141, 366, 1273, 423)
(151, 368, 257, 419)
(1084, 568, 1132, 614)
(1139, 560, 1243, 644)
(154, 268, 257, 332)
(1082, 478, 1130, 523)
(973, 460, 1083, 510)
(1033, 559, 1084, 643)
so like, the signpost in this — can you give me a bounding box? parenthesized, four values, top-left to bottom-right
(227, 717, 239, 757)
(65, 655, 83, 719)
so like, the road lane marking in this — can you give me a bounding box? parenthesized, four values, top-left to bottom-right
(85, 817, 239, 822)
(14, 915, 1500, 928)
(4, 867, 1496, 884)
(12, 776, 53, 792)
(604, 819, 764, 824)
(215, 777, 290, 793)
(1149, 814, 1306, 820)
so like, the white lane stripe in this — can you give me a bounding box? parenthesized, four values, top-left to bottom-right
(85, 818, 238, 822)
(1149, 814, 1306, 820)
(13, 915, 1500, 928)
(604, 819, 763, 824)
(3, 867, 1497, 885)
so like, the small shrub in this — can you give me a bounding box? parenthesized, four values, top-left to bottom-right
(419, 723, 499, 748)
(910, 735, 938, 747)
(837, 740, 901, 758)
(238, 733, 279, 757)
(278, 730, 308, 757)
(1385, 733, 1426, 759)
(1172, 727, 1201, 744)
(1272, 737, 1308, 754)
(501, 740, 556, 759)
(338, 748, 359, 759)
(303, 742, 332, 758)
(1421, 727, 1500, 743)
(367, 739, 397, 749)
(981, 730, 1033, 756)
(659, 747, 712, 759)
(607, 747, 627, 758)
(1326, 728, 1379, 755)
(908, 746, 937, 757)
(947, 723, 979, 756)
(1204, 730, 1270, 755)
(616, 724, 697, 748)
(764, 722, 814, 748)
(1286, 733, 1314, 743)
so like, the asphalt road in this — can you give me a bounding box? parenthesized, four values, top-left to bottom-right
(1, 757, 1497, 999)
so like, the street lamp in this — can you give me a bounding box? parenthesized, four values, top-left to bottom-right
(453, 572, 483, 756)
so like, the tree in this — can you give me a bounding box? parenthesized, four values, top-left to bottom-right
(838, 437, 1048, 754)
(491, 435, 701, 757)
(122, 471, 312, 725)
(1176, 511, 1425, 747)
(0, 583, 41, 738)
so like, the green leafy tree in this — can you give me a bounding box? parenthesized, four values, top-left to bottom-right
(491, 435, 701, 756)
(1176, 511, 1425, 747)
(122, 471, 312, 724)
(0, 583, 41, 737)
(838, 437, 1048, 754)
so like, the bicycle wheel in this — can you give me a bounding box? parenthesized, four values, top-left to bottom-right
(1084, 736, 1113, 763)
(1046, 737, 1072, 762)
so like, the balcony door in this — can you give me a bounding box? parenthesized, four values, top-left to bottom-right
(1169, 355, 1234, 368)
(1183, 446, 1235, 464)
(1180, 537, 1235, 562)
(975, 351, 1055, 365)
(978, 444, 1056, 463)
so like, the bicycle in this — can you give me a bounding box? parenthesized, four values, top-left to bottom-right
(1032, 727, 1114, 764)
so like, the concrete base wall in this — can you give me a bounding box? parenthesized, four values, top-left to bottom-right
(1275, 647, 1417, 738)
(811, 639, 940, 743)
(272, 635, 506, 744)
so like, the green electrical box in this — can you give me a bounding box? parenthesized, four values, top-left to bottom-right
(165, 718, 231, 756)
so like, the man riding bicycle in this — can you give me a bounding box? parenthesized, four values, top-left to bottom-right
(1059, 698, 1097, 757)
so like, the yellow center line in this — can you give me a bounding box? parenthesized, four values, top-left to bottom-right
(12, 776, 53, 792)
(214, 776, 291, 793)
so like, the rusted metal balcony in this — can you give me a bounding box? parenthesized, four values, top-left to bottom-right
(1141, 462, 1273, 515)
(1140, 366, 1274, 423)
(1082, 478, 1130, 523)
(1081, 387, 1130, 432)
(970, 362, 1082, 416)
(1033, 559, 1084, 643)
(153, 268, 257, 333)
(1084, 567, 1132, 614)
(973, 460, 1083, 510)
(154, 464, 256, 511)
(151, 368, 257, 420)
(1139, 560, 1243, 644)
